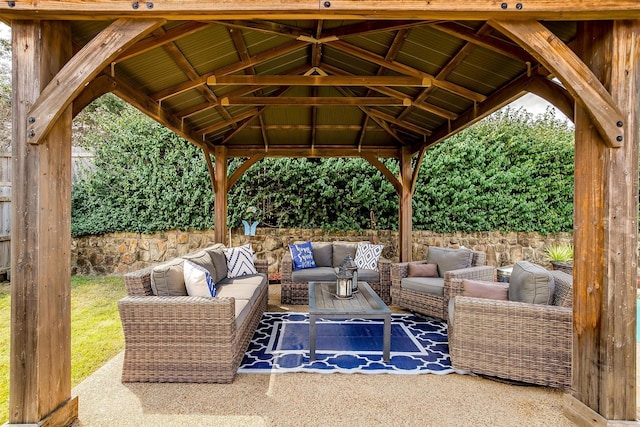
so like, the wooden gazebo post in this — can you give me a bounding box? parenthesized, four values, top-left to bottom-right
(9, 20, 77, 425)
(565, 20, 640, 424)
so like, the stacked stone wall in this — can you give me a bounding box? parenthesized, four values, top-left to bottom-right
(71, 228, 574, 275)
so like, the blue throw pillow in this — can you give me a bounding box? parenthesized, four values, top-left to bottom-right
(289, 241, 317, 270)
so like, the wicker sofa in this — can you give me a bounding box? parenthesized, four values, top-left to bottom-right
(118, 243, 268, 384)
(448, 265, 573, 388)
(390, 247, 493, 320)
(281, 241, 391, 305)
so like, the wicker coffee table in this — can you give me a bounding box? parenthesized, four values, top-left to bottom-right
(308, 281, 392, 361)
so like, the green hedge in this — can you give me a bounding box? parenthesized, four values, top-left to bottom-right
(71, 100, 575, 236)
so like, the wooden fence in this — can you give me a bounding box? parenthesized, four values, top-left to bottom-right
(0, 151, 95, 279)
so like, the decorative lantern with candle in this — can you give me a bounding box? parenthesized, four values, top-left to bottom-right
(342, 255, 359, 292)
(335, 266, 353, 298)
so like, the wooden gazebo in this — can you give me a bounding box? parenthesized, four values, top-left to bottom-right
(3, 2, 639, 426)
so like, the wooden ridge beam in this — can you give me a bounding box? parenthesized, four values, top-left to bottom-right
(208, 75, 430, 87)
(26, 18, 166, 145)
(225, 146, 400, 158)
(2, 2, 640, 20)
(326, 40, 486, 102)
(220, 96, 411, 106)
(151, 39, 306, 101)
(490, 19, 624, 148)
(243, 124, 385, 130)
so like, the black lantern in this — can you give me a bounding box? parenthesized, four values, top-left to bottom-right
(342, 255, 358, 291)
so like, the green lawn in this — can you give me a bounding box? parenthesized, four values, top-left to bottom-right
(0, 276, 126, 424)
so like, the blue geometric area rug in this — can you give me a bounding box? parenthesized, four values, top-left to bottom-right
(238, 312, 455, 375)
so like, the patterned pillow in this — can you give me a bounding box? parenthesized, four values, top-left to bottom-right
(223, 244, 258, 278)
(354, 242, 383, 271)
(183, 260, 216, 297)
(288, 241, 317, 270)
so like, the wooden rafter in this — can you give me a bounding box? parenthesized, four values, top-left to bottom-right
(26, 18, 166, 145)
(429, 22, 533, 62)
(398, 23, 493, 122)
(490, 19, 624, 148)
(225, 146, 401, 158)
(368, 109, 431, 135)
(326, 40, 486, 102)
(320, 63, 457, 120)
(151, 40, 307, 101)
(321, 20, 432, 38)
(207, 75, 430, 87)
(220, 96, 411, 106)
(244, 124, 384, 131)
(116, 21, 211, 63)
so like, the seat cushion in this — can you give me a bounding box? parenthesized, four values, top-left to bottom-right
(291, 266, 337, 282)
(332, 242, 358, 267)
(426, 247, 473, 278)
(400, 277, 445, 297)
(234, 299, 251, 329)
(215, 283, 261, 303)
(357, 268, 379, 283)
(311, 242, 333, 267)
(151, 257, 187, 296)
(509, 261, 555, 304)
(217, 273, 266, 287)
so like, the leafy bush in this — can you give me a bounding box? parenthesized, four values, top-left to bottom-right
(71, 103, 575, 236)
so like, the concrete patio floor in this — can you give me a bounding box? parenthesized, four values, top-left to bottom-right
(69, 285, 640, 427)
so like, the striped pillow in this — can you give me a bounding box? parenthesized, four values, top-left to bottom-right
(223, 244, 258, 278)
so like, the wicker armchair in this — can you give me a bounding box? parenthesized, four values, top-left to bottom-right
(118, 257, 268, 384)
(390, 248, 493, 320)
(448, 269, 573, 388)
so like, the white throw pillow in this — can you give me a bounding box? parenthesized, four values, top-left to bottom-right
(183, 259, 216, 297)
(354, 242, 383, 271)
(223, 244, 258, 278)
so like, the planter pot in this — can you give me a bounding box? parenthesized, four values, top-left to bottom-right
(550, 261, 573, 275)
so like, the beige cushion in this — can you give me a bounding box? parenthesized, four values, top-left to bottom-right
(509, 261, 555, 304)
(408, 263, 438, 278)
(426, 247, 473, 278)
(183, 251, 217, 278)
(234, 299, 251, 329)
(332, 242, 358, 267)
(462, 279, 508, 300)
(215, 283, 261, 301)
(151, 258, 186, 296)
(400, 277, 445, 297)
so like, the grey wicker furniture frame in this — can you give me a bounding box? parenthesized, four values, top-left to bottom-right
(449, 269, 573, 388)
(118, 258, 268, 384)
(281, 252, 392, 305)
(390, 249, 492, 320)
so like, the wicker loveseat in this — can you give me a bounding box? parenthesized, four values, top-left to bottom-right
(448, 264, 573, 388)
(390, 247, 493, 320)
(118, 243, 268, 384)
(281, 241, 392, 305)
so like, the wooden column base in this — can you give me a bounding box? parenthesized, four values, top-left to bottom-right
(6, 397, 78, 427)
(564, 394, 640, 427)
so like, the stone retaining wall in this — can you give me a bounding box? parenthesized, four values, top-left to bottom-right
(71, 228, 574, 275)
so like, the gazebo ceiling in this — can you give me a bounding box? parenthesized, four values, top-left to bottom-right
(70, 18, 576, 157)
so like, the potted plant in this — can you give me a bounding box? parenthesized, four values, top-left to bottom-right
(543, 242, 574, 275)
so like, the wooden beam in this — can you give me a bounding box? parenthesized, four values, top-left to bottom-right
(565, 20, 639, 424)
(227, 154, 265, 190)
(208, 75, 429, 87)
(211, 19, 312, 40)
(72, 74, 117, 118)
(367, 109, 431, 135)
(151, 40, 306, 101)
(196, 109, 260, 135)
(361, 154, 401, 195)
(226, 146, 400, 158)
(242, 124, 383, 131)
(398, 146, 413, 262)
(429, 22, 533, 62)
(489, 19, 624, 148)
(322, 20, 431, 39)
(526, 76, 574, 122)
(3, 2, 640, 21)
(116, 21, 211, 63)
(221, 96, 411, 106)
(326, 40, 486, 102)
(10, 20, 77, 425)
(202, 146, 216, 194)
(26, 18, 165, 145)
(213, 146, 228, 244)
